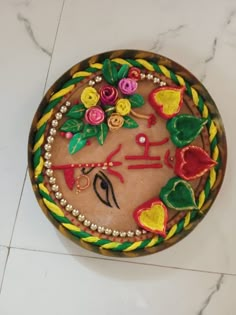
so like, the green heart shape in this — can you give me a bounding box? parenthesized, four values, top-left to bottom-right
(166, 114, 207, 147)
(160, 177, 198, 210)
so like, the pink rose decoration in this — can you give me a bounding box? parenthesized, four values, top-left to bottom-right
(100, 85, 118, 105)
(118, 78, 138, 95)
(85, 107, 105, 125)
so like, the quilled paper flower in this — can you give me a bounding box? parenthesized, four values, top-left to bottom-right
(116, 99, 131, 116)
(128, 67, 141, 81)
(118, 78, 138, 95)
(107, 113, 124, 131)
(100, 85, 118, 105)
(81, 87, 100, 108)
(85, 106, 105, 125)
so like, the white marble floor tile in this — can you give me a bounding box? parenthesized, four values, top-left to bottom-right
(0, 247, 8, 288)
(0, 0, 64, 246)
(12, 173, 236, 275)
(45, 0, 236, 88)
(1, 248, 234, 315)
(13, 0, 236, 274)
(11, 175, 96, 257)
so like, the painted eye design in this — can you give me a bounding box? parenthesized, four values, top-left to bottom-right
(93, 171, 119, 208)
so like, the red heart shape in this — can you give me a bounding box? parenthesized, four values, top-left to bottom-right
(175, 146, 217, 180)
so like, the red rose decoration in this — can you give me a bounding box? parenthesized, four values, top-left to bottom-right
(100, 85, 118, 105)
(85, 107, 105, 125)
(128, 67, 141, 81)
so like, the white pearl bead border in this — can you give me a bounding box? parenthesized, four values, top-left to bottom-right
(88, 73, 166, 87)
(43, 71, 164, 238)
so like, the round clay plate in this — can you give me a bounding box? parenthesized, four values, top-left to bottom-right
(28, 50, 227, 257)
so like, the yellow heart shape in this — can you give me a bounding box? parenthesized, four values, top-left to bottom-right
(154, 89, 181, 115)
(137, 202, 167, 236)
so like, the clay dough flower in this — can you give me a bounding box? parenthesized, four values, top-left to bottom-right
(100, 85, 118, 105)
(85, 106, 105, 125)
(107, 113, 124, 131)
(116, 99, 131, 116)
(118, 78, 138, 95)
(81, 87, 100, 108)
(128, 67, 141, 81)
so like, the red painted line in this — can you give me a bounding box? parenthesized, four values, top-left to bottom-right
(125, 155, 161, 160)
(128, 163, 163, 170)
(149, 137, 169, 146)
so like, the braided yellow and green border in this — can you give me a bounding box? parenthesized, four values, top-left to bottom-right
(32, 58, 220, 252)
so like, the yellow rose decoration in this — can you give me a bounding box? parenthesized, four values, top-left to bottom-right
(115, 99, 131, 116)
(81, 87, 100, 108)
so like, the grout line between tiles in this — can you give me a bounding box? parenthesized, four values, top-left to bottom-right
(9, 0, 66, 248)
(9, 170, 28, 247)
(0, 0, 66, 296)
(9, 246, 236, 277)
(0, 247, 10, 295)
(9, 0, 66, 249)
(41, 0, 65, 93)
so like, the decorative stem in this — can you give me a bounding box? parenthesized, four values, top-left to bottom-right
(130, 109, 150, 120)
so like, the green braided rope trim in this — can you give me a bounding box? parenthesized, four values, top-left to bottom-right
(32, 58, 219, 251)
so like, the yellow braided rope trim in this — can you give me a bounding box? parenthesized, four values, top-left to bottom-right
(175, 74, 186, 87)
(136, 59, 155, 71)
(50, 85, 75, 102)
(191, 88, 199, 106)
(198, 191, 206, 209)
(72, 71, 91, 78)
(145, 236, 159, 248)
(81, 236, 101, 243)
(35, 57, 219, 252)
(202, 105, 209, 118)
(34, 156, 44, 178)
(209, 121, 217, 142)
(39, 183, 50, 195)
(111, 58, 132, 66)
(123, 241, 143, 252)
(33, 134, 44, 153)
(43, 198, 64, 217)
(209, 168, 217, 189)
(213, 146, 219, 161)
(37, 110, 53, 129)
(165, 224, 178, 240)
(62, 223, 81, 232)
(101, 242, 122, 250)
(90, 63, 103, 70)
(183, 212, 191, 228)
(159, 65, 171, 78)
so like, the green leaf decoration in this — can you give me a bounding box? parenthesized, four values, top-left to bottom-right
(123, 116, 139, 128)
(83, 124, 98, 139)
(166, 114, 207, 147)
(68, 133, 87, 155)
(96, 123, 108, 145)
(66, 104, 86, 119)
(60, 119, 84, 133)
(160, 177, 198, 210)
(102, 59, 118, 85)
(118, 64, 129, 80)
(128, 94, 145, 108)
(104, 105, 115, 117)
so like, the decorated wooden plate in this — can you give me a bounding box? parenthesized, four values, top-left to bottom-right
(28, 50, 227, 257)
